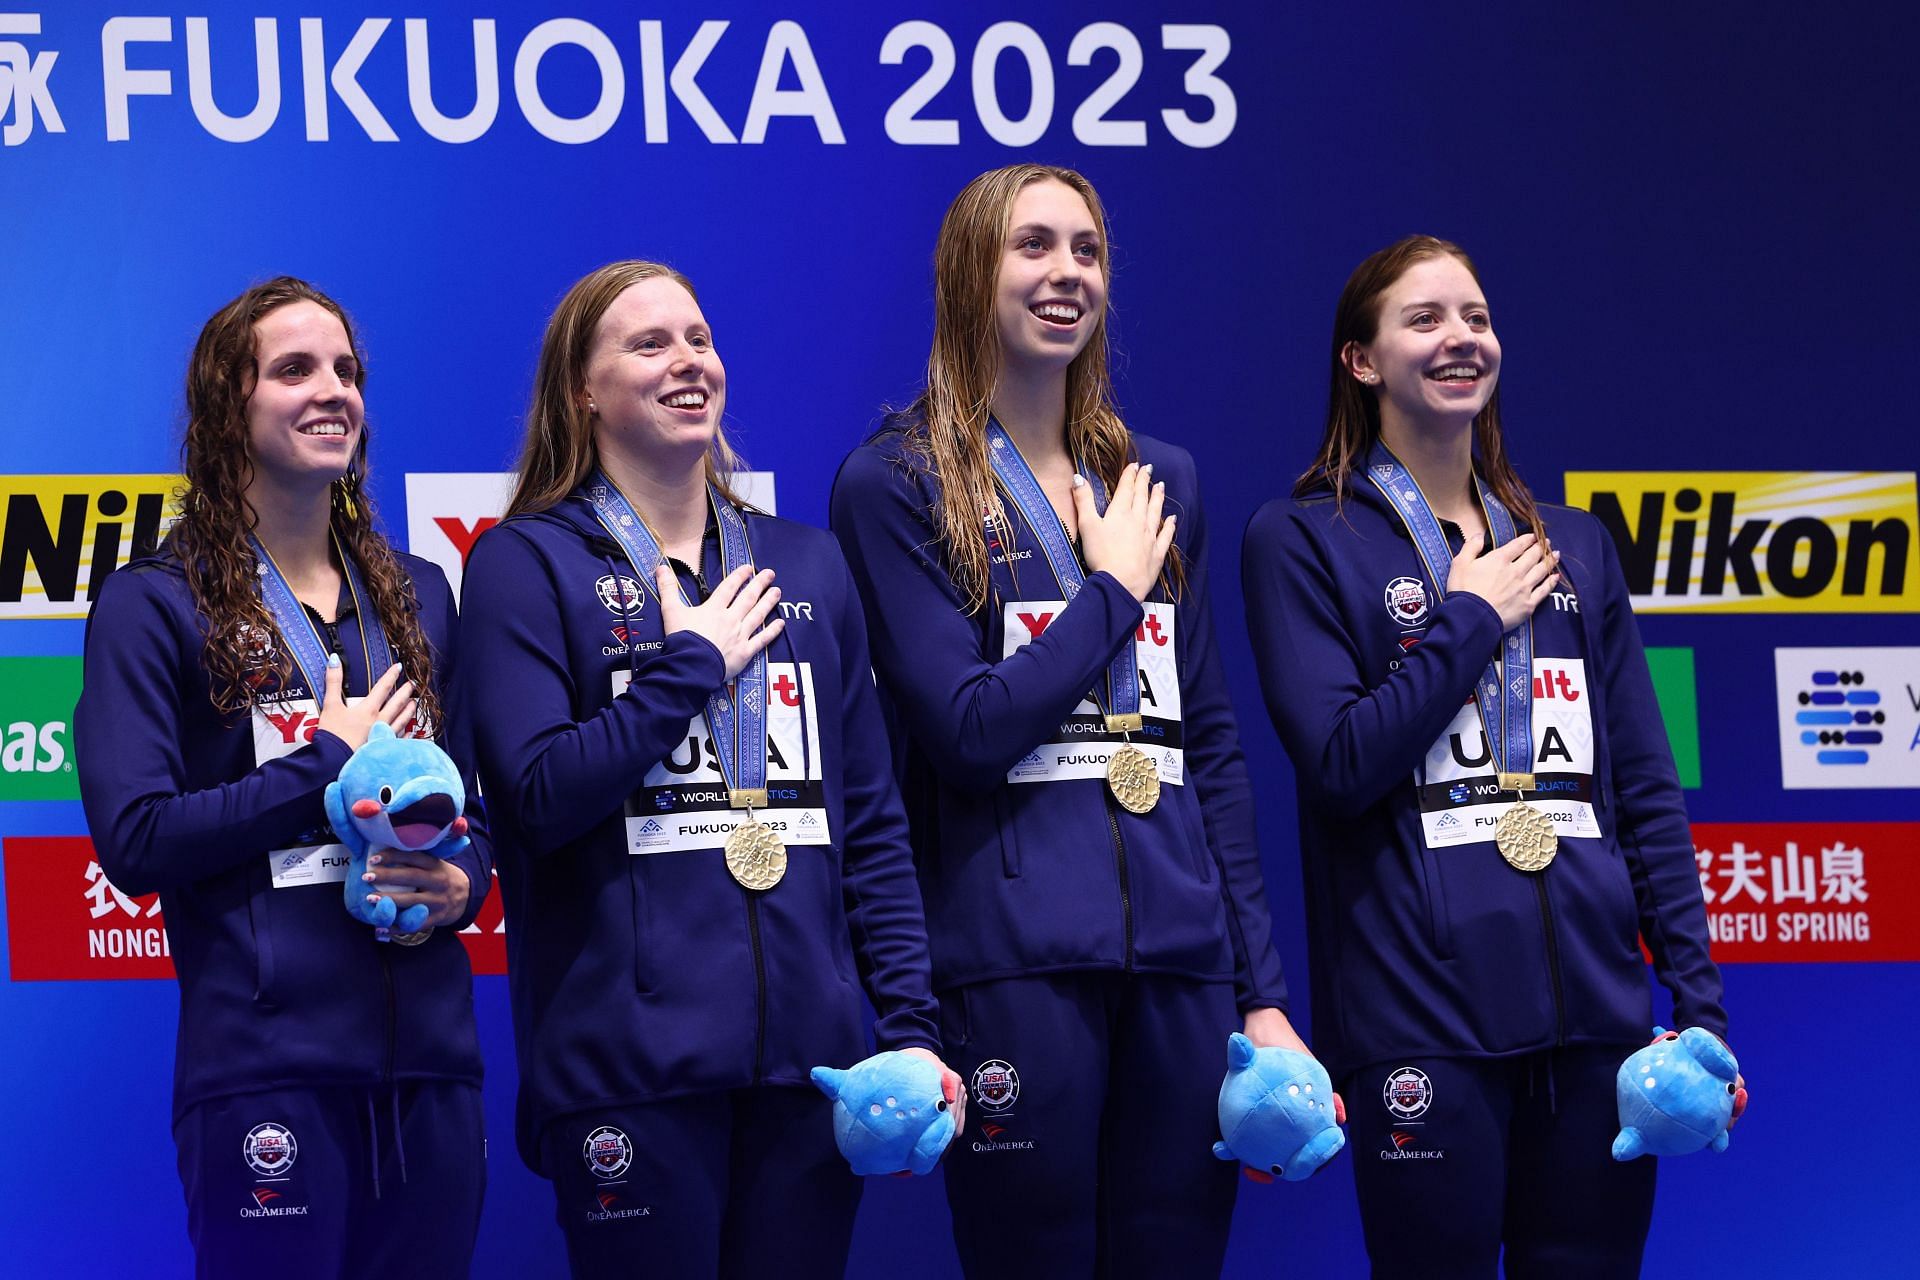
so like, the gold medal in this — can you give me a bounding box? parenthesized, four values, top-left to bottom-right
(725, 814, 787, 890)
(391, 926, 434, 947)
(1494, 801, 1557, 872)
(1106, 743, 1160, 815)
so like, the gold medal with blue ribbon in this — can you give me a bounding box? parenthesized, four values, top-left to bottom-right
(1365, 443, 1556, 871)
(587, 472, 786, 890)
(986, 421, 1158, 814)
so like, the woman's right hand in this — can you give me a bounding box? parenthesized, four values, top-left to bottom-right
(1448, 532, 1560, 632)
(315, 657, 417, 750)
(1072, 462, 1176, 603)
(656, 564, 784, 681)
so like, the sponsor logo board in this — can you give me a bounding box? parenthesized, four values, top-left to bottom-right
(1694, 822, 1918, 962)
(1, 475, 179, 618)
(2, 836, 508, 980)
(1774, 648, 1918, 789)
(1566, 471, 1918, 613)
(1645, 647, 1702, 789)
(0, 655, 80, 799)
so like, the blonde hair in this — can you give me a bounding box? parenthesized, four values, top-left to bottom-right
(508, 260, 748, 518)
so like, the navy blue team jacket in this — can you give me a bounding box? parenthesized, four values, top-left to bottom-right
(1241, 480, 1727, 1077)
(76, 549, 491, 1123)
(454, 493, 940, 1172)
(831, 427, 1289, 1014)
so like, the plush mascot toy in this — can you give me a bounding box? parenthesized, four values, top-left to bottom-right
(323, 723, 470, 941)
(811, 1051, 957, 1176)
(1612, 1026, 1741, 1160)
(1213, 1033, 1346, 1182)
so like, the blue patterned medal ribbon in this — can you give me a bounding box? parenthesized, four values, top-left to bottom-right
(587, 473, 769, 801)
(984, 420, 1142, 727)
(247, 530, 394, 707)
(1364, 442, 1535, 788)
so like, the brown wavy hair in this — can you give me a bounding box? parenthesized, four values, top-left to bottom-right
(898, 164, 1174, 614)
(1295, 235, 1548, 547)
(507, 260, 748, 519)
(169, 277, 441, 726)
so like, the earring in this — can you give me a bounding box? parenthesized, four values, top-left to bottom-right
(1362, 373, 1379, 385)
(587, 399, 598, 414)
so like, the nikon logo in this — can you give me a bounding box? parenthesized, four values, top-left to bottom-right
(0, 657, 82, 799)
(1, 476, 178, 618)
(1564, 472, 1918, 614)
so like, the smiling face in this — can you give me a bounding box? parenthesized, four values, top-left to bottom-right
(582, 276, 725, 471)
(244, 300, 364, 495)
(1348, 254, 1501, 434)
(992, 178, 1108, 379)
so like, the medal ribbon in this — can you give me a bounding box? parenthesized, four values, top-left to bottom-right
(1364, 441, 1534, 787)
(587, 473, 769, 802)
(984, 419, 1141, 726)
(248, 529, 393, 707)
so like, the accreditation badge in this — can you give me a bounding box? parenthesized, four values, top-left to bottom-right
(252, 693, 354, 887)
(615, 662, 832, 856)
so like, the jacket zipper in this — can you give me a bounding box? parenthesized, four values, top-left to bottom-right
(1533, 872, 1568, 1046)
(1104, 793, 1136, 969)
(744, 889, 768, 1082)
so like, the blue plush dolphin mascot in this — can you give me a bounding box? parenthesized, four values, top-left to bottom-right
(811, 1051, 957, 1176)
(323, 723, 470, 941)
(1612, 1027, 1741, 1160)
(1213, 1033, 1346, 1182)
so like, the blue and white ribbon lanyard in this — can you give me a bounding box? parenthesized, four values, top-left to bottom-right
(587, 472, 771, 815)
(1364, 441, 1541, 811)
(985, 419, 1143, 734)
(248, 529, 393, 708)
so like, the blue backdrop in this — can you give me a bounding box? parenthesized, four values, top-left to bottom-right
(2, 2, 1914, 1274)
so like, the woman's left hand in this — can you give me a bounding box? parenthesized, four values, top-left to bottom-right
(901, 1046, 967, 1138)
(1244, 1007, 1346, 1126)
(363, 848, 473, 928)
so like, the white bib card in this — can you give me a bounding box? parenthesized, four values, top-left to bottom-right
(1000, 599, 1185, 788)
(615, 661, 832, 855)
(1416, 658, 1605, 849)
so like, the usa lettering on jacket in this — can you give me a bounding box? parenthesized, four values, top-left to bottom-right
(1415, 659, 1604, 849)
(613, 662, 833, 855)
(252, 693, 353, 886)
(1001, 599, 1186, 786)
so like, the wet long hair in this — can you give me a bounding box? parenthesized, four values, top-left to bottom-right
(898, 164, 1171, 614)
(170, 277, 440, 725)
(1295, 235, 1548, 547)
(506, 260, 748, 519)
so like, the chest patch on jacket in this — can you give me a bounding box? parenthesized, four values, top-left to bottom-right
(1415, 659, 1604, 849)
(999, 599, 1185, 788)
(613, 662, 833, 854)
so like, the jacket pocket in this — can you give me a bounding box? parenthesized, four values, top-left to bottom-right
(248, 856, 278, 1007)
(1417, 846, 1456, 959)
(994, 788, 1021, 878)
(628, 858, 655, 994)
(1179, 790, 1215, 885)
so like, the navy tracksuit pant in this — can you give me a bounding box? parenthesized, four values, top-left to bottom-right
(173, 1081, 486, 1280)
(540, 1085, 861, 1279)
(1345, 1047, 1656, 1279)
(938, 972, 1242, 1280)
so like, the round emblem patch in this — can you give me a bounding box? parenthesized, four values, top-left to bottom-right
(583, 1125, 633, 1180)
(243, 1122, 298, 1177)
(971, 1059, 1021, 1111)
(595, 574, 645, 616)
(1384, 576, 1430, 628)
(1382, 1066, 1433, 1120)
